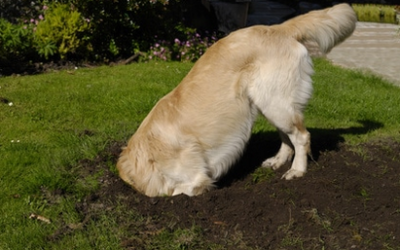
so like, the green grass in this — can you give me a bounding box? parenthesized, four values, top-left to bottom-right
(307, 58, 400, 142)
(0, 62, 190, 249)
(0, 59, 400, 249)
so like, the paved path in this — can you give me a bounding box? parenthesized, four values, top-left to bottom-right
(327, 22, 400, 86)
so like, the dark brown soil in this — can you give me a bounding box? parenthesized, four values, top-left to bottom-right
(68, 130, 400, 249)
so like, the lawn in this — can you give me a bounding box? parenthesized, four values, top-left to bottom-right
(0, 59, 399, 249)
(0, 62, 189, 249)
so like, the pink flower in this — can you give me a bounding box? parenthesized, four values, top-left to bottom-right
(30, 19, 35, 23)
(174, 38, 180, 44)
(43, 5, 48, 10)
(39, 15, 44, 20)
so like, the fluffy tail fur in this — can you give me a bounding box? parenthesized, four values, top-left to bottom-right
(281, 3, 357, 54)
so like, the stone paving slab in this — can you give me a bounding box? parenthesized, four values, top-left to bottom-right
(327, 22, 400, 86)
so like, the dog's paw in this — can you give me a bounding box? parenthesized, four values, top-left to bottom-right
(281, 169, 305, 180)
(261, 157, 282, 170)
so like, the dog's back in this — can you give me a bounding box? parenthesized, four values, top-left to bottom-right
(117, 4, 357, 197)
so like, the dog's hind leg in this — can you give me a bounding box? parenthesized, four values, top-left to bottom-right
(250, 41, 313, 179)
(262, 130, 294, 170)
(281, 115, 310, 180)
(261, 111, 310, 180)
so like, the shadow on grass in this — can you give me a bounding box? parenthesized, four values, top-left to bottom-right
(217, 119, 383, 188)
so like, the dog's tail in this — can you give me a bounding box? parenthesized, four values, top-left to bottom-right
(281, 3, 357, 54)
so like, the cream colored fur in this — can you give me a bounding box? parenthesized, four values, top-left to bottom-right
(117, 4, 357, 197)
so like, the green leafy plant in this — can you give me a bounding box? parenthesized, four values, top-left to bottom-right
(359, 187, 372, 209)
(34, 3, 90, 59)
(0, 19, 35, 58)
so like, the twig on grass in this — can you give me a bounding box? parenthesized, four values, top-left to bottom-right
(29, 213, 51, 224)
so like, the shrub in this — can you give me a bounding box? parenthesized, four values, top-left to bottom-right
(0, 18, 37, 75)
(34, 3, 91, 60)
(0, 0, 218, 72)
(70, 0, 186, 61)
(0, 19, 34, 58)
(147, 28, 218, 62)
(68, 0, 140, 61)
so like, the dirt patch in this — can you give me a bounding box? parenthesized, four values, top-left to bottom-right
(65, 133, 400, 249)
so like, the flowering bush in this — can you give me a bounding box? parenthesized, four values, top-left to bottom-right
(1, 2, 91, 61)
(148, 30, 218, 62)
(0, 0, 220, 74)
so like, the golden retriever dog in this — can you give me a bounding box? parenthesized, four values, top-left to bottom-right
(117, 4, 357, 197)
